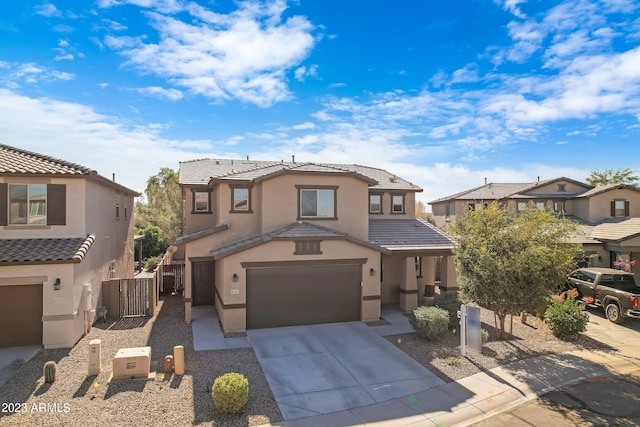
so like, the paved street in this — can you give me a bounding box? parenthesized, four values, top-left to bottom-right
(469, 309, 640, 426)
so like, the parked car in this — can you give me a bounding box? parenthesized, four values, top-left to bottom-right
(566, 267, 640, 323)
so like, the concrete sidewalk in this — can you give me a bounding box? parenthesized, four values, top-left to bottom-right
(259, 313, 640, 427)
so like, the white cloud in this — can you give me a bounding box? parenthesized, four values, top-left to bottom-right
(105, 0, 316, 107)
(35, 3, 62, 18)
(493, 0, 527, 18)
(1, 62, 76, 86)
(0, 89, 216, 192)
(292, 122, 315, 130)
(135, 86, 184, 101)
(97, 0, 183, 14)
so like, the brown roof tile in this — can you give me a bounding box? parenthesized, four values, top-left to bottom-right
(0, 235, 96, 265)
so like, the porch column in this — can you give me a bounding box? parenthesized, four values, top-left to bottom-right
(424, 256, 436, 286)
(399, 257, 418, 312)
(439, 255, 458, 295)
(184, 260, 192, 323)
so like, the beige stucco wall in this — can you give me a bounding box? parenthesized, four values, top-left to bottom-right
(260, 173, 369, 240)
(582, 189, 640, 222)
(215, 239, 381, 332)
(1, 177, 86, 238)
(0, 176, 137, 348)
(369, 192, 417, 219)
(183, 187, 217, 235)
(525, 180, 588, 195)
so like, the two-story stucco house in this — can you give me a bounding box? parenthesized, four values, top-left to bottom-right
(0, 144, 139, 349)
(429, 177, 640, 279)
(174, 158, 456, 333)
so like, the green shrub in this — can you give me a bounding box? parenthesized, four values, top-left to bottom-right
(144, 256, 162, 272)
(211, 372, 249, 414)
(410, 306, 449, 340)
(435, 292, 463, 329)
(480, 328, 489, 345)
(544, 290, 589, 341)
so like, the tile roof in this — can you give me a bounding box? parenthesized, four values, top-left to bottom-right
(590, 218, 640, 242)
(0, 234, 96, 265)
(575, 183, 640, 198)
(175, 223, 230, 245)
(210, 221, 390, 259)
(178, 158, 421, 191)
(429, 177, 593, 204)
(369, 218, 454, 251)
(0, 144, 95, 175)
(0, 144, 140, 195)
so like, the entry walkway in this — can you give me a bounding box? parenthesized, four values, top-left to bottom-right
(191, 306, 250, 350)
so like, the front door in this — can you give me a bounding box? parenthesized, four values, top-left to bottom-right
(192, 261, 214, 306)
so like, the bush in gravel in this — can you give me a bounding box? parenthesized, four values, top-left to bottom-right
(212, 372, 249, 414)
(481, 328, 490, 345)
(410, 306, 449, 340)
(544, 289, 589, 341)
(435, 292, 463, 329)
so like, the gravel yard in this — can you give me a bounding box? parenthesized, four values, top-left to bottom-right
(0, 297, 608, 427)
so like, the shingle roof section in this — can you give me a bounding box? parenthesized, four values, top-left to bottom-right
(369, 219, 454, 250)
(0, 144, 95, 175)
(178, 158, 421, 191)
(210, 222, 389, 259)
(0, 234, 96, 264)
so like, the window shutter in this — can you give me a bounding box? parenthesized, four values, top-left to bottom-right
(610, 201, 615, 217)
(47, 184, 66, 225)
(625, 201, 630, 217)
(0, 183, 6, 226)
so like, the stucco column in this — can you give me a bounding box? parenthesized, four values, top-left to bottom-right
(424, 256, 436, 286)
(439, 255, 458, 295)
(399, 256, 418, 312)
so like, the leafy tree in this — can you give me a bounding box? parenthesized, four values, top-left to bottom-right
(136, 225, 170, 261)
(452, 202, 583, 339)
(135, 168, 184, 242)
(586, 168, 639, 187)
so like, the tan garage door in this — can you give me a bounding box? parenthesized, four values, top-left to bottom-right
(246, 264, 361, 329)
(0, 284, 43, 347)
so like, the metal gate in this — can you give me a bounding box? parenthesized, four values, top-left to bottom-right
(161, 263, 185, 294)
(120, 278, 151, 317)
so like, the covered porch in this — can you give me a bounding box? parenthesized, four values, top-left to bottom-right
(369, 218, 457, 313)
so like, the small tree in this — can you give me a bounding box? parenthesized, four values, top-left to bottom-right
(136, 225, 170, 261)
(586, 168, 639, 187)
(452, 202, 583, 339)
(135, 168, 184, 242)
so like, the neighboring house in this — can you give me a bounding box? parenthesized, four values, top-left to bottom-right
(174, 158, 456, 333)
(0, 144, 139, 349)
(429, 177, 640, 280)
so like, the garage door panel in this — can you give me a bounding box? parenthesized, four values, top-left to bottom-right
(247, 264, 361, 329)
(0, 284, 43, 347)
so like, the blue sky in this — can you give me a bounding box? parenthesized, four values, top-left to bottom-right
(1, 0, 639, 206)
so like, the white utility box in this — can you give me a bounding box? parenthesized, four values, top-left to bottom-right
(88, 339, 101, 375)
(112, 346, 151, 380)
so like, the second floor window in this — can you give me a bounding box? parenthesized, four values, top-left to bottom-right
(392, 194, 405, 214)
(232, 188, 250, 211)
(536, 201, 546, 211)
(517, 202, 527, 212)
(299, 187, 336, 218)
(612, 200, 629, 217)
(9, 184, 47, 225)
(194, 191, 210, 212)
(369, 194, 382, 213)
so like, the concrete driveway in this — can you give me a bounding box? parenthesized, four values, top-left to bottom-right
(247, 321, 445, 420)
(0, 345, 40, 387)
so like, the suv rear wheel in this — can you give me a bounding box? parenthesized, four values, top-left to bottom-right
(605, 302, 624, 324)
